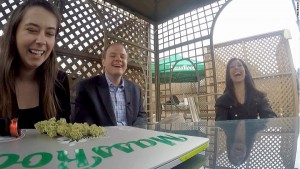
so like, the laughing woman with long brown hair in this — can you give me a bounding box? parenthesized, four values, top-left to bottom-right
(0, 0, 70, 128)
(215, 58, 277, 120)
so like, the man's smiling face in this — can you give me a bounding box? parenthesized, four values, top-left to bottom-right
(102, 44, 128, 78)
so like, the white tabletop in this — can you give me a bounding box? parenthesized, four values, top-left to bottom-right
(0, 126, 209, 169)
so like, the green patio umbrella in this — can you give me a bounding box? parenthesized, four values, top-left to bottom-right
(152, 55, 205, 83)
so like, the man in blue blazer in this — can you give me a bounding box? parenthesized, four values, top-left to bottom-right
(71, 43, 147, 126)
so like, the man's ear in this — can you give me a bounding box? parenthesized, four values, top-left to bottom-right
(101, 57, 105, 67)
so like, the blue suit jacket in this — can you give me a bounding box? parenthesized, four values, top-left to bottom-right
(71, 74, 147, 126)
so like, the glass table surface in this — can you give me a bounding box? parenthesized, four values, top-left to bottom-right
(142, 117, 299, 169)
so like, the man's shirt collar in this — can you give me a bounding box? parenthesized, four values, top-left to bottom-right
(105, 74, 125, 88)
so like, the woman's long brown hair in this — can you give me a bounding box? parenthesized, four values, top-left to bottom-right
(0, 0, 62, 119)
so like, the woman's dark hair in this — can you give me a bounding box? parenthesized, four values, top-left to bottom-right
(224, 58, 265, 100)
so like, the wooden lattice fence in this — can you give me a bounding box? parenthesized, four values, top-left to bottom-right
(0, 0, 153, 116)
(214, 30, 299, 117)
(1, 0, 297, 121)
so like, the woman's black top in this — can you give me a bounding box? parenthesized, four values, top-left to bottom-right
(215, 91, 277, 120)
(15, 71, 71, 129)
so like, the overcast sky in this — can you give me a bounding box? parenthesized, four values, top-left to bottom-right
(214, 0, 299, 69)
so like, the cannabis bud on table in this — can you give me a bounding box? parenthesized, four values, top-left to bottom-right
(34, 118, 105, 140)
